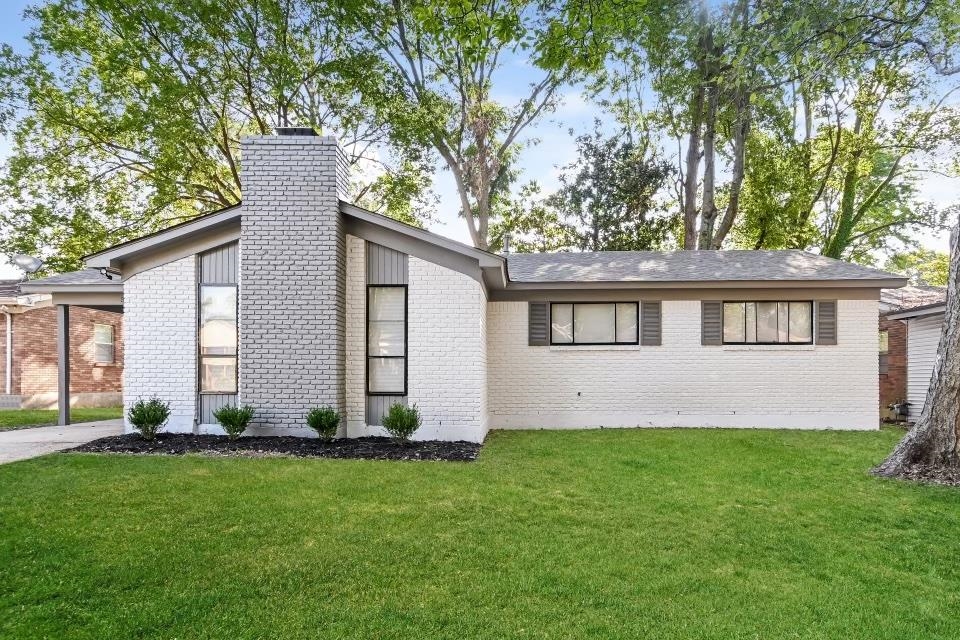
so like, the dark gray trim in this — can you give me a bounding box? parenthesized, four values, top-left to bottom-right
(701, 301, 723, 345)
(528, 302, 549, 346)
(549, 302, 639, 346)
(640, 301, 662, 346)
(57, 304, 70, 426)
(816, 300, 838, 345)
(886, 302, 946, 320)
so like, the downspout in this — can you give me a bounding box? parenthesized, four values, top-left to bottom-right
(1, 308, 10, 395)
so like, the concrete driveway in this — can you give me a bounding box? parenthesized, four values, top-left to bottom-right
(0, 419, 124, 465)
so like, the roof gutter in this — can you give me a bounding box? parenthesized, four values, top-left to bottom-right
(886, 303, 947, 320)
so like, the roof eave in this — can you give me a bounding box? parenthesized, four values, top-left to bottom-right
(886, 303, 948, 320)
(503, 277, 909, 290)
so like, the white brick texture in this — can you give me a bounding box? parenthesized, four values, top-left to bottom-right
(344, 244, 489, 442)
(123, 256, 197, 433)
(487, 299, 879, 430)
(239, 135, 348, 430)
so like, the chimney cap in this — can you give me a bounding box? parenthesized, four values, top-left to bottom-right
(275, 127, 319, 137)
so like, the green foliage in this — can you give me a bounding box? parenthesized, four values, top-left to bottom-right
(0, 0, 433, 272)
(381, 403, 421, 443)
(306, 406, 341, 441)
(213, 405, 255, 441)
(885, 249, 951, 285)
(492, 126, 676, 252)
(127, 397, 171, 441)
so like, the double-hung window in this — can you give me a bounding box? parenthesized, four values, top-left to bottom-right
(722, 301, 812, 344)
(550, 302, 638, 345)
(368, 285, 407, 395)
(93, 323, 114, 364)
(199, 285, 238, 393)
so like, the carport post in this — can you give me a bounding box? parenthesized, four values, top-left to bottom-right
(57, 304, 70, 426)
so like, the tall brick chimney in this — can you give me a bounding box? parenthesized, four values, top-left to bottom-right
(239, 129, 349, 431)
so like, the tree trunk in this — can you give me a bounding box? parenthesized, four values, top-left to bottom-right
(682, 3, 710, 250)
(874, 215, 960, 478)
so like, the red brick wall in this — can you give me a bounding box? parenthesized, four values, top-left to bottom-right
(879, 315, 906, 418)
(7, 305, 124, 396)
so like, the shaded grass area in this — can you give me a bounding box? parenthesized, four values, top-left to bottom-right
(0, 407, 122, 431)
(1, 427, 959, 639)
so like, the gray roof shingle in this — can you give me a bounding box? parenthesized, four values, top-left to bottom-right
(881, 285, 946, 310)
(505, 250, 904, 283)
(24, 269, 121, 286)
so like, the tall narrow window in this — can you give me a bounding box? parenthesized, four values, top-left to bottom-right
(93, 323, 114, 364)
(879, 330, 890, 374)
(368, 285, 406, 395)
(199, 285, 237, 393)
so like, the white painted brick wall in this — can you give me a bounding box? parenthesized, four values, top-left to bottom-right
(343, 246, 489, 442)
(123, 256, 197, 433)
(487, 298, 879, 430)
(345, 234, 366, 434)
(407, 257, 488, 442)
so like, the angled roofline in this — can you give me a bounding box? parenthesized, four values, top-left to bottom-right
(338, 201, 504, 268)
(886, 301, 947, 320)
(84, 203, 242, 268)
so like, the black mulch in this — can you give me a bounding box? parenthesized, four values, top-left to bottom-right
(70, 433, 481, 462)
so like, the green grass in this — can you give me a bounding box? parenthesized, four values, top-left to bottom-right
(0, 407, 123, 431)
(1, 427, 958, 639)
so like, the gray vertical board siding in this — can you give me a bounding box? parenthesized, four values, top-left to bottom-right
(365, 241, 408, 425)
(640, 301, 662, 346)
(366, 395, 408, 426)
(366, 242, 408, 285)
(199, 242, 239, 421)
(199, 242, 239, 284)
(200, 393, 237, 425)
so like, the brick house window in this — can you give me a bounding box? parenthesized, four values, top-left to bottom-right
(550, 302, 638, 345)
(93, 324, 114, 364)
(199, 285, 237, 393)
(879, 330, 889, 374)
(722, 301, 813, 344)
(367, 285, 406, 395)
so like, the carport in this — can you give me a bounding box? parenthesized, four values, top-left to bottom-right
(20, 270, 123, 425)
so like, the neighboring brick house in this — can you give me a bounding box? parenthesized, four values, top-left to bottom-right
(23, 129, 910, 439)
(880, 286, 948, 422)
(0, 280, 123, 409)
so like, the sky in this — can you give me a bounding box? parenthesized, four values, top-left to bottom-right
(0, 1, 955, 279)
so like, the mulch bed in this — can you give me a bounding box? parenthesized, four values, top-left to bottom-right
(70, 433, 481, 462)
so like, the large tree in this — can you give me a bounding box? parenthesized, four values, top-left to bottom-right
(874, 214, 960, 481)
(490, 125, 676, 252)
(0, 0, 432, 273)
(337, 0, 588, 250)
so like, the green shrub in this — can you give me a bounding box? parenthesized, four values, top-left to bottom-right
(213, 405, 255, 440)
(128, 397, 171, 441)
(381, 403, 421, 443)
(306, 406, 340, 441)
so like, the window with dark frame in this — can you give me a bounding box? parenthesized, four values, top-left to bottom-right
(879, 330, 890, 374)
(93, 323, 114, 364)
(550, 302, 639, 345)
(367, 285, 407, 395)
(199, 284, 238, 393)
(722, 301, 813, 345)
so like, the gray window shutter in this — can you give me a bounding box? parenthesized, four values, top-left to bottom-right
(528, 302, 549, 346)
(701, 301, 722, 345)
(641, 301, 662, 346)
(817, 300, 838, 345)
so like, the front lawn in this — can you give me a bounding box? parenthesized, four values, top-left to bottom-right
(1, 427, 958, 639)
(0, 407, 123, 431)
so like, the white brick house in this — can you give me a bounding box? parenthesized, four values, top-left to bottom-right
(25, 129, 909, 442)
